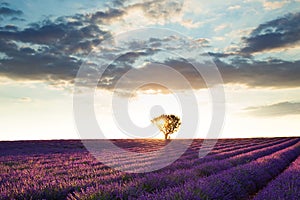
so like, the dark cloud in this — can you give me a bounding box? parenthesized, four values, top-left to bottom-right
(0, 24, 18, 31)
(216, 58, 300, 88)
(0, 2, 9, 7)
(101, 61, 204, 95)
(19, 47, 35, 54)
(125, 55, 300, 91)
(10, 16, 25, 21)
(90, 8, 125, 23)
(0, 19, 107, 51)
(205, 11, 300, 89)
(244, 102, 300, 117)
(116, 50, 154, 64)
(0, 41, 79, 82)
(208, 52, 237, 58)
(0, 6, 23, 17)
(241, 12, 300, 54)
(157, 56, 300, 90)
(94, 58, 208, 93)
(0, 11, 114, 83)
(160, 59, 206, 89)
(82, 48, 162, 90)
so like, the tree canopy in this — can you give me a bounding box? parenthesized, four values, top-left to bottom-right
(151, 114, 181, 140)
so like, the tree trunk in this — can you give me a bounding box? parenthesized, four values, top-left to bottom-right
(164, 134, 168, 140)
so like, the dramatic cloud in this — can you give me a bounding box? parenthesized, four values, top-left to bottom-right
(1, 2, 300, 93)
(0, 18, 108, 51)
(97, 60, 206, 95)
(216, 58, 300, 88)
(207, 52, 237, 58)
(244, 101, 300, 117)
(205, 11, 300, 89)
(0, 11, 114, 83)
(89, 8, 125, 24)
(0, 6, 23, 17)
(241, 12, 300, 53)
(139, 56, 300, 90)
(0, 3, 24, 21)
(0, 25, 18, 31)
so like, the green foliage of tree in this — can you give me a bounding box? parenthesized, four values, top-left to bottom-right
(151, 114, 181, 140)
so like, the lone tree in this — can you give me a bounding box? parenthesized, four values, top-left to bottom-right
(151, 114, 181, 140)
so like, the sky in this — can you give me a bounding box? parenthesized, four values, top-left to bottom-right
(0, 0, 300, 140)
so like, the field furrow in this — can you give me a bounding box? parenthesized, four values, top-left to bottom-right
(0, 137, 299, 200)
(253, 154, 300, 200)
(140, 141, 300, 200)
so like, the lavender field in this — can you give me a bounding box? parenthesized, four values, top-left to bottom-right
(1, 137, 299, 200)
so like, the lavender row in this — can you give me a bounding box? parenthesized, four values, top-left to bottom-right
(253, 154, 300, 200)
(140, 141, 300, 200)
(65, 138, 269, 177)
(2, 138, 288, 198)
(166, 137, 289, 171)
(69, 138, 298, 199)
(0, 138, 296, 199)
(124, 139, 290, 180)
(0, 138, 280, 170)
(67, 138, 291, 199)
(121, 138, 299, 198)
(98, 137, 288, 173)
(169, 138, 283, 167)
(66, 138, 289, 199)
